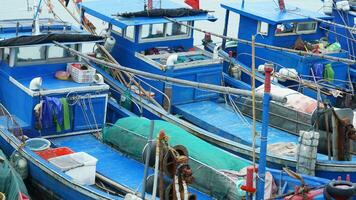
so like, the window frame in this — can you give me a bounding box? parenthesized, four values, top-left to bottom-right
(257, 21, 269, 36)
(138, 21, 191, 43)
(296, 22, 318, 34)
(112, 25, 123, 36)
(275, 22, 296, 36)
(14, 44, 77, 66)
(124, 26, 135, 42)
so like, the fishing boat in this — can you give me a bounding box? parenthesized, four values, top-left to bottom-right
(77, 0, 356, 182)
(0, 7, 341, 199)
(0, 15, 343, 200)
(215, 0, 354, 107)
(0, 149, 29, 200)
(322, 0, 356, 101)
(200, 0, 356, 165)
(0, 16, 223, 199)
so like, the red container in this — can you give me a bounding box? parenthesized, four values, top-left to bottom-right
(36, 147, 74, 160)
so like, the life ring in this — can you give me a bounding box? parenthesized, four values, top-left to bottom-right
(325, 180, 356, 200)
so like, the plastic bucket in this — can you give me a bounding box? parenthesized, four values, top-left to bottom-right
(25, 138, 51, 151)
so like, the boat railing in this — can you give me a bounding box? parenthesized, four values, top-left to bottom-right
(0, 18, 69, 28)
(131, 75, 172, 113)
(0, 104, 25, 142)
(135, 47, 222, 71)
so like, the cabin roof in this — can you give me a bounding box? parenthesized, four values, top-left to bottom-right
(221, 1, 333, 25)
(0, 18, 85, 41)
(80, 0, 217, 29)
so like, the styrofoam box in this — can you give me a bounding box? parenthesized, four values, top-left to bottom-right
(48, 152, 98, 185)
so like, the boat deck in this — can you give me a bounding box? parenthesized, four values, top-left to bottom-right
(15, 74, 108, 91)
(173, 100, 299, 146)
(50, 134, 211, 199)
(173, 100, 339, 160)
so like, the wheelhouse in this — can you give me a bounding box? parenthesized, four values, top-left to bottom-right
(80, 0, 222, 106)
(220, 1, 352, 102)
(0, 18, 109, 137)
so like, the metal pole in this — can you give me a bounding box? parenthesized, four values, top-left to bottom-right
(251, 35, 257, 168)
(53, 41, 287, 103)
(141, 120, 155, 199)
(221, 10, 230, 50)
(256, 65, 273, 200)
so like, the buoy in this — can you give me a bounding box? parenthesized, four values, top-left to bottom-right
(93, 73, 104, 84)
(323, 0, 333, 15)
(29, 77, 42, 91)
(0, 192, 5, 200)
(278, 68, 298, 82)
(336, 1, 350, 11)
(10, 152, 28, 179)
(166, 54, 178, 68)
(104, 36, 116, 53)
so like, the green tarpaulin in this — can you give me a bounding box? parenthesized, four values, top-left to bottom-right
(103, 116, 250, 199)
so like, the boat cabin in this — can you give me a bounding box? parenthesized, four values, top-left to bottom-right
(81, 0, 222, 107)
(0, 19, 109, 137)
(221, 1, 351, 100)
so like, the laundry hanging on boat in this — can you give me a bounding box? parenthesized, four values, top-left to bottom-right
(311, 63, 324, 81)
(34, 97, 71, 132)
(42, 97, 63, 130)
(323, 63, 335, 83)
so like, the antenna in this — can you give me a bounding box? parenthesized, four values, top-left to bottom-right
(278, 0, 286, 12)
(33, 0, 43, 35)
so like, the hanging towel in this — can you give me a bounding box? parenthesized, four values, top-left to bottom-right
(324, 63, 335, 83)
(61, 98, 71, 131)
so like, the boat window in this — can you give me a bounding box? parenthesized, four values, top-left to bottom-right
(166, 22, 189, 37)
(275, 23, 295, 36)
(296, 22, 317, 34)
(141, 23, 165, 40)
(257, 21, 269, 36)
(47, 45, 71, 59)
(17, 46, 46, 62)
(124, 26, 135, 41)
(139, 22, 191, 43)
(112, 26, 122, 36)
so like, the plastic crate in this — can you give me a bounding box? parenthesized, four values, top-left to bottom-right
(48, 152, 97, 185)
(35, 147, 74, 160)
(67, 63, 96, 83)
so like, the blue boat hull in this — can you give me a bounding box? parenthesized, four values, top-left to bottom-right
(96, 65, 356, 183)
(0, 129, 120, 200)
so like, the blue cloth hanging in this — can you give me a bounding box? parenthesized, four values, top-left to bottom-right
(41, 97, 63, 129)
(311, 63, 324, 81)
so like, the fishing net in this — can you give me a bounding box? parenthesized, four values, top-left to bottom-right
(103, 116, 250, 199)
(0, 150, 29, 200)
